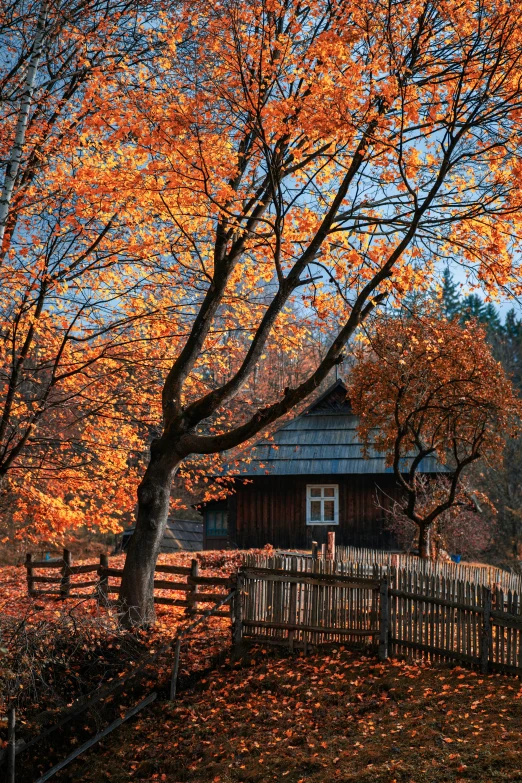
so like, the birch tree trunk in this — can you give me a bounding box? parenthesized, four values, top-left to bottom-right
(0, 0, 48, 249)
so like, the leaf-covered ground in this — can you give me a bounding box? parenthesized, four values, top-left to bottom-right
(62, 645, 522, 783)
(0, 549, 243, 769)
(3, 552, 522, 782)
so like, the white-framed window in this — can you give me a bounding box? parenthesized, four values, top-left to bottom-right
(306, 484, 339, 525)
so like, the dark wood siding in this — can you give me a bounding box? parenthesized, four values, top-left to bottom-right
(228, 474, 401, 550)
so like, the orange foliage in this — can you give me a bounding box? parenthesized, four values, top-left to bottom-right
(349, 313, 518, 556)
(5, 0, 522, 556)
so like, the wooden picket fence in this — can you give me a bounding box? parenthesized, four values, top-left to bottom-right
(332, 544, 522, 593)
(238, 560, 384, 656)
(24, 548, 522, 674)
(24, 549, 232, 616)
(240, 553, 522, 675)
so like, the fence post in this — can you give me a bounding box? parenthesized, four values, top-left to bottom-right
(379, 578, 389, 661)
(6, 706, 15, 783)
(97, 553, 109, 605)
(26, 552, 35, 596)
(311, 541, 318, 561)
(60, 548, 72, 599)
(169, 636, 182, 701)
(288, 558, 298, 651)
(320, 543, 326, 559)
(186, 558, 199, 616)
(480, 587, 492, 675)
(327, 531, 335, 560)
(232, 572, 243, 647)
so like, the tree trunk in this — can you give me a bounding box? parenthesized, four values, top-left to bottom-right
(418, 523, 430, 559)
(119, 445, 181, 626)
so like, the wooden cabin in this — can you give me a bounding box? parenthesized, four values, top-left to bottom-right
(202, 380, 442, 551)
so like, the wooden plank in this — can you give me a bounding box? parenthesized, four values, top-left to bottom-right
(27, 559, 64, 569)
(153, 596, 188, 607)
(407, 569, 412, 653)
(507, 591, 513, 667)
(101, 567, 124, 577)
(153, 580, 191, 591)
(489, 659, 522, 676)
(242, 567, 379, 587)
(60, 549, 72, 599)
(98, 553, 109, 605)
(31, 576, 62, 584)
(155, 564, 192, 575)
(242, 619, 378, 636)
(480, 588, 492, 674)
(379, 579, 389, 660)
(466, 581, 472, 661)
(430, 574, 435, 658)
(189, 575, 230, 586)
(498, 587, 505, 666)
(193, 609, 230, 618)
(195, 592, 230, 603)
(289, 567, 298, 650)
(233, 574, 243, 645)
(70, 580, 98, 590)
(69, 564, 100, 575)
(170, 638, 182, 701)
(242, 571, 378, 589)
(490, 613, 522, 629)
(389, 589, 484, 613)
(186, 559, 199, 616)
(26, 553, 34, 596)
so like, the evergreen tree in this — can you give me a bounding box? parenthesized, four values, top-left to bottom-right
(441, 267, 461, 320)
(503, 308, 522, 341)
(459, 296, 502, 335)
(483, 302, 502, 333)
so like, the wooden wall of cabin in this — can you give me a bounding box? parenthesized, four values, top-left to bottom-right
(230, 474, 401, 550)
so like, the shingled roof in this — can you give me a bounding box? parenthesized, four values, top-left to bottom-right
(229, 380, 445, 477)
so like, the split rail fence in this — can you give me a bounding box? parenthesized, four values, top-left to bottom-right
(24, 549, 233, 616)
(239, 554, 522, 675)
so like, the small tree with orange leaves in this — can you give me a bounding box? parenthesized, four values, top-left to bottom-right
(349, 315, 518, 558)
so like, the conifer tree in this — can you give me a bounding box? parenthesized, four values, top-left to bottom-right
(441, 268, 461, 320)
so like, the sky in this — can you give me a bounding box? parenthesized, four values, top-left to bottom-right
(445, 263, 522, 319)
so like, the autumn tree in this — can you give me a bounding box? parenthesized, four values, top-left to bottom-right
(6, 1, 522, 617)
(379, 473, 496, 560)
(0, 0, 182, 543)
(80, 0, 522, 623)
(348, 314, 518, 557)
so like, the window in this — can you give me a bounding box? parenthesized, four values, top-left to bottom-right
(306, 485, 339, 525)
(205, 508, 228, 537)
